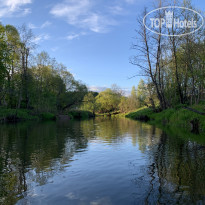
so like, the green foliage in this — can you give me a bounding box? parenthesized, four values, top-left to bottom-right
(68, 110, 94, 120)
(168, 109, 205, 132)
(119, 97, 130, 113)
(126, 107, 153, 120)
(131, 86, 137, 98)
(119, 80, 157, 113)
(0, 108, 38, 122)
(0, 22, 89, 116)
(94, 80, 155, 114)
(132, 1, 205, 110)
(137, 80, 148, 107)
(96, 88, 121, 113)
(126, 105, 205, 133)
(40, 112, 56, 121)
(0, 25, 12, 86)
(174, 104, 187, 110)
(81, 92, 98, 114)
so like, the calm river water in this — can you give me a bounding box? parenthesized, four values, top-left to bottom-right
(0, 118, 205, 205)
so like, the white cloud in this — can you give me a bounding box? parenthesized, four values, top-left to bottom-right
(51, 47, 59, 52)
(66, 31, 87, 40)
(41, 21, 52, 28)
(50, 0, 117, 33)
(28, 23, 37, 29)
(28, 21, 52, 29)
(89, 86, 107, 93)
(32, 34, 50, 44)
(66, 34, 79, 40)
(65, 192, 78, 200)
(50, 0, 91, 20)
(22, 8, 31, 15)
(82, 13, 116, 33)
(108, 6, 123, 15)
(0, 0, 32, 17)
(6, 0, 31, 10)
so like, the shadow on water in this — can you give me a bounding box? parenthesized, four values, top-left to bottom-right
(0, 118, 204, 204)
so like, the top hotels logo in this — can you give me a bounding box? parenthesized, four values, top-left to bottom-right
(143, 6, 204, 37)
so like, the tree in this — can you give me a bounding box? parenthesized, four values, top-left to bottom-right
(18, 25, 35, 109)
(137, 79, 147, 107)
(129, 86, 138, 110)
(0, 23, 89, 114)
(96, 88, 121, 113)
(131, 86, 137, 98)
(82, 92, 98, 114)
(131, 0, 205, 109)
(0, 24, 15, 107)
(119, 97, 130, 113)
(4, 25, 21, 108)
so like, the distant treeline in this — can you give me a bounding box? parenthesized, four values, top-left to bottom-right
(81, 82, 147, 114)
(0, 23, 152, 116)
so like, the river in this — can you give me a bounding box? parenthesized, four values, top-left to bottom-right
(0, 118, 205, 205)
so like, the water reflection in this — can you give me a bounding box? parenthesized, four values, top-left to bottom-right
(153, 133, 205, 204)
(80, 118, 161, 151)
(0, 118, 204, 204)
(0, 121, 88, 204)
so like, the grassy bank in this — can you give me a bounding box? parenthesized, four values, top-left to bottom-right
(126, 105, 205, 134)
(0, 108, 56, 123)
(0, 108, 96, 123)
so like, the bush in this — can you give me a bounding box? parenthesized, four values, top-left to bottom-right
(0, 109, 57, 123)
(68, 110, 94, 120)
(40, 112, 56, 121)
(126, 105, 205, 133)
(0, 108, 38, 123)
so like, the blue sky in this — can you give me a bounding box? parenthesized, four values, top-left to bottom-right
(0, 0, 204, 94)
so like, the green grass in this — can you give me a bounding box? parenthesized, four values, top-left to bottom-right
(0, 108, 95, 123)
(125, 107, 153, 121)
(0, 108, 39, 123)
(126, 105, 205, 133)
(0, 108, 58, 123)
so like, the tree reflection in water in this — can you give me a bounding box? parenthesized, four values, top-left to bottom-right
(130, 127, 205, 204)
(0, 121, 88, 204)
(0, 118, 204, 205)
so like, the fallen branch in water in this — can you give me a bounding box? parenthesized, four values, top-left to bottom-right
(183, 107, 205, 116)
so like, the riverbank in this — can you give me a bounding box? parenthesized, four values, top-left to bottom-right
(0, 108, 94, 123)
(0, 109, 56, 123)
(125, 104, 205, 134)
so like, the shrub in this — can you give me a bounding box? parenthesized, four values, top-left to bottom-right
(40, 112, 56, 121)
(68, 110, 94, 120)
(126, 105, 205, 133)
